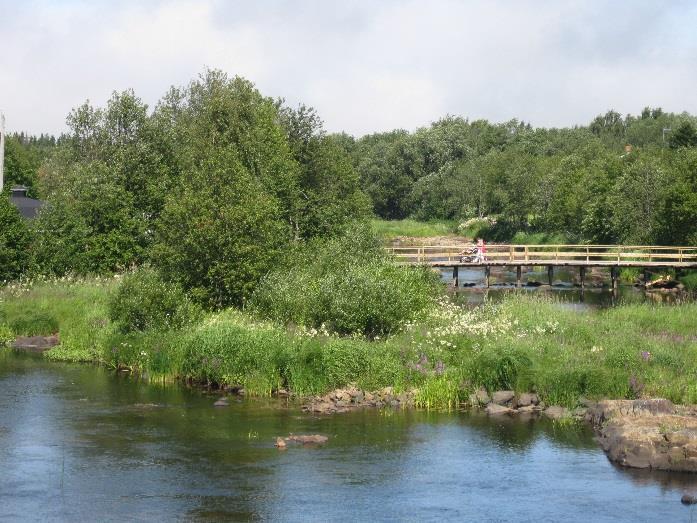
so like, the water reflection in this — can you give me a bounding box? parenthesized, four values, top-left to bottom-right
(1, 352, 696, 522)
(439, 266, 694, 309)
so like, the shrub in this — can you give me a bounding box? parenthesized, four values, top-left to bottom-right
(179, 321, 287, 395)
(250, 225, 443, 337)
(8, 310, 59, 336)
(0, 324, 14, 345)
(0, 195, 31, 282)
(108, 268, 201, 333)
(466, 348, 532, 392)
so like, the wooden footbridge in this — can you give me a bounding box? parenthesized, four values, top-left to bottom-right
(386, 244, 697, 288)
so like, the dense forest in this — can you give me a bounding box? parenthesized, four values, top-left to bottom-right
(336, 108, 697, 245)
(3, 71, 697, 301)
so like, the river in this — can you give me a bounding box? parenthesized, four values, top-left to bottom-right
(1, 351, 695, 522)
(437, 265, 693, 308)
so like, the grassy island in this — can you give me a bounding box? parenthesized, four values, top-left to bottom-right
(3, 272, 696, 410)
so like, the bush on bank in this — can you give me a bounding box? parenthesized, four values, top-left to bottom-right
(250, 226, 442, 337)
(108, 268, 201, 333)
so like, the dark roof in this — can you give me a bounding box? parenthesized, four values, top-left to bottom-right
(9, 187, 44, 219)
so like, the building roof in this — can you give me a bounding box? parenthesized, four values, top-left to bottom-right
(9, 186, 44, 219)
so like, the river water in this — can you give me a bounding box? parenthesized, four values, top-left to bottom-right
(437, 266, 693, 309)
(1, 352, 695, 522)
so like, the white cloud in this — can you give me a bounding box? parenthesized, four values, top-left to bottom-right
(0, 0, 696, 136)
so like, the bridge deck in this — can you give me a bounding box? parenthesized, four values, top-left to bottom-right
(387, 244, 697, 269)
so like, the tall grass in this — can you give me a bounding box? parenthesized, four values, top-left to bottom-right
(679, 271, 697, 291)
(371, 218, 457, 239)
(3, 277, 697, 410)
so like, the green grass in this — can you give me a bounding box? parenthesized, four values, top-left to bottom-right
(3, 278, 697, 410)
(0, 277, 116, 362)
(509, 231, 569, 245)
(679, 271, 697, 291)
(371, 218, 457, 239)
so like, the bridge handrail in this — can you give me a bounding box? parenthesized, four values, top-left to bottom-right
(385, 244, 697, 265)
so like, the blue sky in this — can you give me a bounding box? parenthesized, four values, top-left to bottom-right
(1, 0, 696, 135)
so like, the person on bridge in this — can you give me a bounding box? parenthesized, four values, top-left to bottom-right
(475, 238, 487, 263)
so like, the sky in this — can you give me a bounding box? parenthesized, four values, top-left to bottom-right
(1, 0, 696, 136)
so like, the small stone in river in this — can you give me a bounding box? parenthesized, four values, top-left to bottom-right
(214, 397, 229, 407)
(287, 434, 329, 445)
(681, 494, 697, 505)
(275, 437, 287, 449)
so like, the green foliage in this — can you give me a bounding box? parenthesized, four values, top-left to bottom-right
(466, 348, 532, 392)
(279, 105, 371, 238)
(108, 268, 201, 333)
(179, 320, 287, 395)
(250, 226, 442, 337)
(414, 375, 463, 410)
(679, 271, 697, 291)
(7, 310, 59, 336)
(347, 109, 697, 245)
(669, 121, 697, 149)
(0, 195, 31, 281)
(0, 324, 14, 345)
(371, 218, 457, 238)
(0, 277, 115, 361)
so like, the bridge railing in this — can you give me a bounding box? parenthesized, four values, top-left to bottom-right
(385, 244, 697, 265)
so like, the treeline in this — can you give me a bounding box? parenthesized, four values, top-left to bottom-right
(3, 74, 697, 299)
(337, 108, 697, 244)
(1, 70, 370, 306)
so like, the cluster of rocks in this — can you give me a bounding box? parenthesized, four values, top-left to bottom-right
(471, 389, 587, 420)
(586, 398, 697, 473)
(303, 386, 415, 414)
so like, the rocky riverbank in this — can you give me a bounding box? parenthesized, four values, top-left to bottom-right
(301, 385, 587, 419)
(300, 387, 697, 474)
(586, 398, 697, 473)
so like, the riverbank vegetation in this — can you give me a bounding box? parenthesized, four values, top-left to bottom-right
(371, 218, 457, 239)
(1, 69, 696, 411)
(2, 276, 697, 409)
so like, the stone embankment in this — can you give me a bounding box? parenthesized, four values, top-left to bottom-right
(10, 334, 60, 353)
(585, 398, 697, 473)
(303, 386, 415, 414)
(302, 386, 586, 420)
(470, 388, 588, 420)
(301, 388, 697, 474)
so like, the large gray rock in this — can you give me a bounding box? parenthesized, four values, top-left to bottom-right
(469, 388, 490, 406)
(492, 390, 515, 405)
(11, 334, 60, 353)
(591, 399, 697, 473)
(543, 406, 570, 420)
(516, 393, 539, 407)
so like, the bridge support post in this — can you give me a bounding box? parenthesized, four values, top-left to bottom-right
(610, 266, 618, 291)
(452, 265, 459, 288)
(516, 266, 522, 288)
(485, 266, 491, 288)
(580, 266, 586, 290)
(547, 266, 553, 287)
